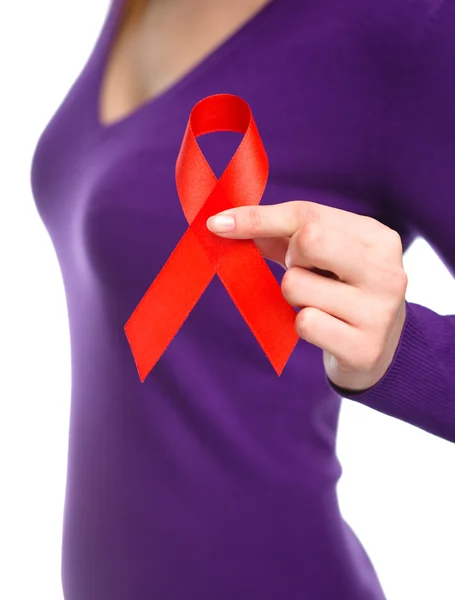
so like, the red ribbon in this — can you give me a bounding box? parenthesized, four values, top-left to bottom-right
(125, 94, 298, 382)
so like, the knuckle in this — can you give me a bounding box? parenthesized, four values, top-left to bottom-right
(367, 217, 388, 239)
(281, 267, 299, 299)
(392, 268, 408, 295)
(387, 228, 404, 254)
(376, 265, 407, 298)
(382, 268, 408, 303)
(365, 222, 401, 255)
(296, 307, 314, 335)
(248, 206, 262, 235)
(297, 220, 322, 254)
(377, 228, 404, 261)
(298, 201, 321, 225)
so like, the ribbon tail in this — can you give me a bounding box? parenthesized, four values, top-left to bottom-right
(217, 243, 299, 375)
(125, 229, 215, 382)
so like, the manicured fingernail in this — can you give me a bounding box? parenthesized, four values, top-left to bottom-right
(207, 215, 235, 233)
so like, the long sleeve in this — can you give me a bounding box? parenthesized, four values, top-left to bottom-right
(327, 0, 455, 444)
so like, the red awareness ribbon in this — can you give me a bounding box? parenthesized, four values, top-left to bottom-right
(125, 93, 299, 382)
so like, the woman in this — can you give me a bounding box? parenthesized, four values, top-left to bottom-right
(30, 0, 455, 598)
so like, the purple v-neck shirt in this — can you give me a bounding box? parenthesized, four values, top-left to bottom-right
(30, 0, 455, 598)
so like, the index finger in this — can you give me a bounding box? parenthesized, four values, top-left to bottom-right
(206, 201, 364, 239)
(206, 201, 309, 238)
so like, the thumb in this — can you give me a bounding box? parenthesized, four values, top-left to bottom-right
(254, 237, 290, 270)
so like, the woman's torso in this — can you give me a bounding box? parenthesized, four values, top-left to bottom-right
(31, 1, 415, 598)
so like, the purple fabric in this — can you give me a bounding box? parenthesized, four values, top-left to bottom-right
(30, 0, 455, 598)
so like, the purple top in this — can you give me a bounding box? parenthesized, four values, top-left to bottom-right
(30, 0, 455, 598)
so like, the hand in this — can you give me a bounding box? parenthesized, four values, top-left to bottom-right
(206, 201, 408, 392)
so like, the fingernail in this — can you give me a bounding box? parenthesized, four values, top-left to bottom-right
(285, 249, 292, 269)
(207, 215, 235, 233)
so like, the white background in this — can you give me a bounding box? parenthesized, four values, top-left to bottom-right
(1, 2, 454, 599)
